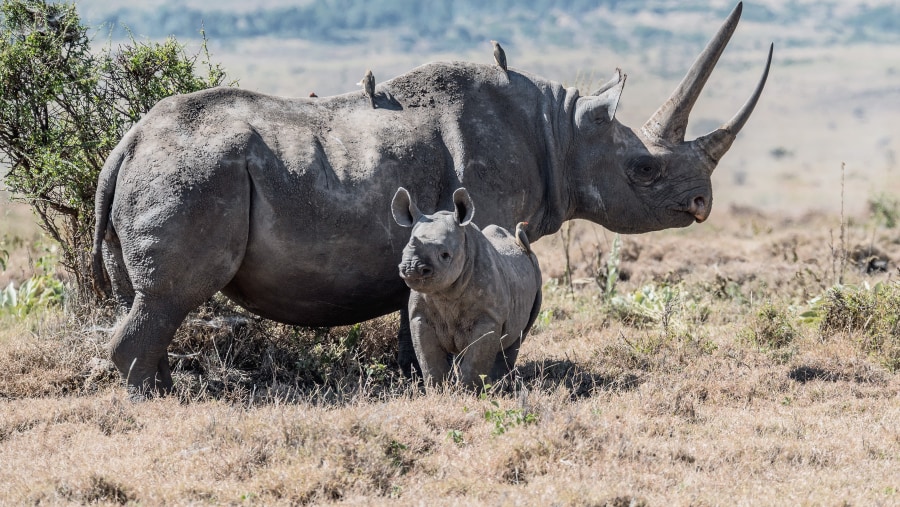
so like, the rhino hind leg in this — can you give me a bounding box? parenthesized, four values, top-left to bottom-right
(107, 158, 250, 395)
(109, 292, 190, 395)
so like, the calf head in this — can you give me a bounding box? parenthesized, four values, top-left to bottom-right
(569, 3, 772, 234)
(392, 187, 475, 293)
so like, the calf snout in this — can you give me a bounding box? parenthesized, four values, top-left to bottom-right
(399, 261, 433, 280)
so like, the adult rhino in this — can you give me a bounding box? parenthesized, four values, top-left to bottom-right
(92, 3, 771, 393)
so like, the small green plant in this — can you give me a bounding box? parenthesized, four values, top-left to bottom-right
(744, 301, 798, 350)
(609, 283, 679, 327)
(0, 250, 65, 317)
(483, 400, 537, 435)
(600, 233, 621, 300)
(364, 361, 388, 381)
(533, 308, 554, 331)
(478, 374, 493, 399)
(869, 192, 899, 229)
(447, 429, 465, 445)
(386, 439, 409, 470)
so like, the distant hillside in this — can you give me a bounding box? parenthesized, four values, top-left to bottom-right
(79, 0, 899, 52)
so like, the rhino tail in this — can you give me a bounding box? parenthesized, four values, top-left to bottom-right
(90, 148, 126, 300)
(522, 287, 543, 339)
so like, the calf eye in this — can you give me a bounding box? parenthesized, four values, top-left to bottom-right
(440, 252, 451, 261)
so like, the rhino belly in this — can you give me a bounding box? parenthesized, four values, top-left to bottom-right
(222, 234, 409, 326)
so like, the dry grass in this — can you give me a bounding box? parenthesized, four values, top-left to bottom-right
(1, 204, 899, 505)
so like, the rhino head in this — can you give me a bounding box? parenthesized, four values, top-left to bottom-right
(568, 2, 772, 234)
(392, 187, 475, 294)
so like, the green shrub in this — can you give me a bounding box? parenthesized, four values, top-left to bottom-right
(0, 0, 229, 300)
(818, 283, 900, 371)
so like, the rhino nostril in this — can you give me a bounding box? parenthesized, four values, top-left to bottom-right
(693, 196, 706, 211)
(418, 266, 432, 277)
(688, 195, 710, 222)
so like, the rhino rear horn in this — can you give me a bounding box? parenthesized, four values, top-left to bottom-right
(391, 187, 423, 227)
(642, 2, 744, 144)
(452, 188, 475, 226)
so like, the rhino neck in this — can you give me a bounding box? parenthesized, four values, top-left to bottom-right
(528, 84, 579, 241)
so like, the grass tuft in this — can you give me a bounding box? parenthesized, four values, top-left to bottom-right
(819, 283, 900, 371)
(744, 301, 799, 350)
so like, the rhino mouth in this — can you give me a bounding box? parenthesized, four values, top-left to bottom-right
(400, 275, 439, 293)
(399, 264, 435, 289)
(666, 207, 704, 227)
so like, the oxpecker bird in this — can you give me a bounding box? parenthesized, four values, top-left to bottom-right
(491, 40, 507, 73)
(515, 222, 532, 254)
(359, 69, 375, 108)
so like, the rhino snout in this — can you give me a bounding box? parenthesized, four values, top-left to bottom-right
(399, 261, 433, 280)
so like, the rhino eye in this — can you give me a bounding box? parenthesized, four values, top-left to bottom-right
(628, 157, 662, 185)
(440, 252, 451, 262)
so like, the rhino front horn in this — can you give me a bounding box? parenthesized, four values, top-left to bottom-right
(641, 2, 744, 144)
(693, 43, 773, 168)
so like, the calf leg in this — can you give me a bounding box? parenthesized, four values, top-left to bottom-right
(457, 322, 505, 390)
(489, 333, 523, 382)
(410, 315, 450, 387)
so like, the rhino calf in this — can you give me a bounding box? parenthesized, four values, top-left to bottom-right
(391, 187, 542, 388)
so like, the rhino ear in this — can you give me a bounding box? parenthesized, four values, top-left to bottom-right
(590, 68, 623, 97)
(391, 187, 422, 228)
(576, 71, 627, 129)
(452, 187, 475, 226)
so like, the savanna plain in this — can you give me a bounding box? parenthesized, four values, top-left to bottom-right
(2, 4, 900, 504)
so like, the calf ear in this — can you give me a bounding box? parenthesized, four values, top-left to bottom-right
(452, 187, 475, 226)
(391, 187, 422, 227)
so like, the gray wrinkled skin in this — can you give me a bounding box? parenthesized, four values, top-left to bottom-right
(391, 187, 542, 388)
(92, 6, 770, 393)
